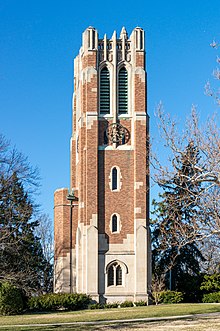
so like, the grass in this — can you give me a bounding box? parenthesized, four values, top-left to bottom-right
(0, 303, 220, 330)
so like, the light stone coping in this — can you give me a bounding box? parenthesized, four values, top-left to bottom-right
(79, 202, 84, 209)
(78, 116, 84, 129)
(98, 145, 134, 150)
(98, 233, 134, 252)
(135, 67, 145, 82)
(90, 213, 98, 227)
(104, 251, 135, 255)
(134, 207, 141, 214)
(81, 67, 97, 84)
(86, 112, 98, 129)
(134, 218, 147, 227)
(134, 181, 143, 189)
(54, 187, 68, 193)
(133, 113, 147, 121)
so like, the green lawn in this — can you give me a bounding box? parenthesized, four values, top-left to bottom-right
(0, 303, 220, 330)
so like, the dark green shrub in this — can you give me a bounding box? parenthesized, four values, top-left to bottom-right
(62, 293, 91, 311)
(89, 303, 104, 309)
(159, 291, 183, 304)
(104, 302, 119, 308)
(200, 274, 220, 293)
(202, 292, 220, 303)
(120, 300, 134, 308)
(28, 295, 42, 311)
(28, 293, 63, 311)
(134, 300, 148, 306)
(0, 282, 24, 315)
(28, 293, 91, 312)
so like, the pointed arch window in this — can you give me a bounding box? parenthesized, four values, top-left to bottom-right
(107, 265, 114, 286)
(118, 67, 128, 114)
(110, 166, 121, 192)
(112, 167, 117, 190)
(116, 265, 122, 285)
(107, 261, 127, 287)
(112, 214, 118, 233)
(110, 213, 121, 234)
(100, 67, 110, 114)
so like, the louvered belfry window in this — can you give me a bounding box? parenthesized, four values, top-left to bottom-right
(100, 67, 110, 114)
(118, 67, 128, 114)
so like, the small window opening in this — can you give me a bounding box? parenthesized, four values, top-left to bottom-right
(112, 167, 117, 190)
(92, 30, 95, 49)
(108, 265, 114, 286)
(139, 30, 143, 50)
(116, 265, 122, 285)
(104, 130, 108, 144)
(112, 214, 118, 233)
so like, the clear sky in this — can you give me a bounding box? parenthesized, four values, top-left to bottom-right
(1, 0, 220, 221)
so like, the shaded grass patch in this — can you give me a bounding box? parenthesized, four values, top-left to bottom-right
(0, 303, 220, 329)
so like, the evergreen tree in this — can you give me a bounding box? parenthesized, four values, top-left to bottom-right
(151, 142, 205, 293)
(0, 172, 47, 294)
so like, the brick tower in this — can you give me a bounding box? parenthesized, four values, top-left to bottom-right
(54, 27, 151, 303)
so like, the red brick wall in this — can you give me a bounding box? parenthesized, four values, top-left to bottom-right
(54, 188, 78, 259)
(55, 31, 149, 268)
(98, 149, 134, 244)
(136, 51, 145, 68)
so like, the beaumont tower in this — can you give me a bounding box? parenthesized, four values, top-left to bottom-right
(54, 27, 151, 303)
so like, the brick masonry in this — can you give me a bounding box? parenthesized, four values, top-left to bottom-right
(54, 26, 151, 302)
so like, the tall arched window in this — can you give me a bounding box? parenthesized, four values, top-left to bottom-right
(118, 67, 128, 114)
(108, 265, 114, 286)
(100, 67, 110, 114)
(112, 167, 117, 190)
(116, 265, 122, 285)
(112, 214, 118, 233)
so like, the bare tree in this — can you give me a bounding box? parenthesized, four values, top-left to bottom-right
(151, 273, 166, 305)
(0, 134, 48, 294)
(152, 105, 220, 253)
(0, 134, 40, 193)
(35, 213, 54, 292)
(205, 40, 220, 106)
(35, 214, 53, 264)
(199, 237, 220, 274)
(0, 134, 40, 247)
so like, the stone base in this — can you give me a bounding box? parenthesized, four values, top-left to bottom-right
(98, 293, 149, 304)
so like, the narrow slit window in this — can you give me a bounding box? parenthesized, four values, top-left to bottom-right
(108, 265, 114, 286)
(112, 214, 118, 233)
(118, 67, 128, 114)
(100, 67, 110, 114)
(116, 265, 122, 285)
(112, 167, 117, 190)
(104, 130, 108, 144)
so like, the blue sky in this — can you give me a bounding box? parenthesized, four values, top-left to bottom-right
(0, 0, 220, 221)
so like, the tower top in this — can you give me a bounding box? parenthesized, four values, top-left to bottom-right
(81, 26, 145, 55)
(120, 27, 128, 39)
